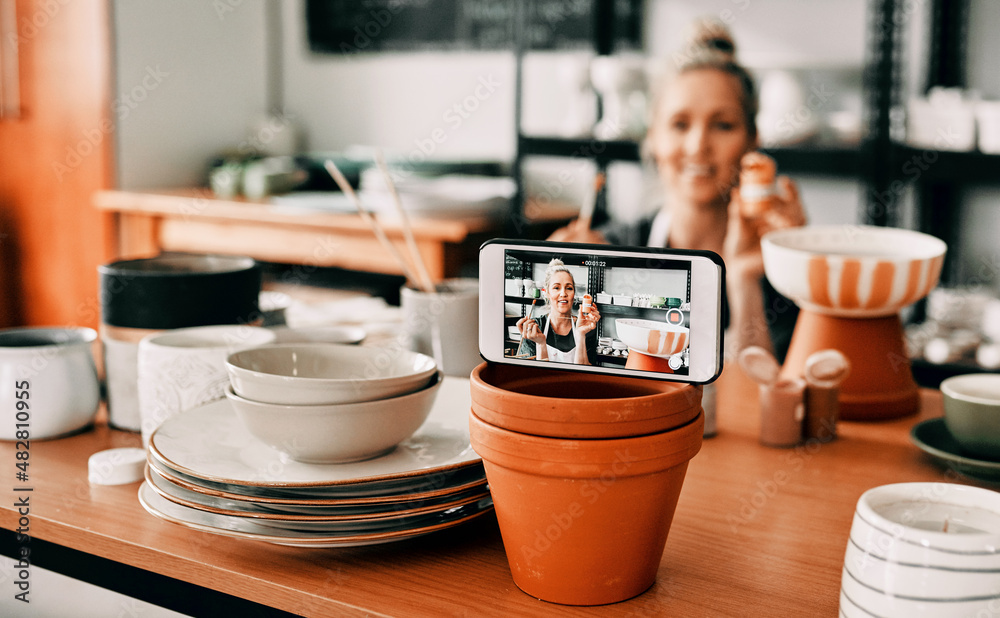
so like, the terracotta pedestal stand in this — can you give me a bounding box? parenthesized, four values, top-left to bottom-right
(624, 350, 674, 373)
(780, 310, 917, 420)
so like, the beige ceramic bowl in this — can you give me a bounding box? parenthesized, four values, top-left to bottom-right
(226, 343, 436, 405)
(941, 374, 1000, 460)
(224, 374, 441, 463)
(762, 225, 946, 317)
(615, 318, 689, 358)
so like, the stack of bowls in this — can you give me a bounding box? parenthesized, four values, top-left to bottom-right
(468, 362, 704, 606)
(224, 343, 440, 463)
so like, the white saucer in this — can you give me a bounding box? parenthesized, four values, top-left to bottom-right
(148, 376, 478, 489)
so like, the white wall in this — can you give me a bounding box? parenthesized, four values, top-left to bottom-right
(113, 0, 269, 189)
(279, 2, 515, 160)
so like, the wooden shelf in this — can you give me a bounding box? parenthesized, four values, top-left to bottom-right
(895, 146, 1000, 184)
(518, 135, 864, 177)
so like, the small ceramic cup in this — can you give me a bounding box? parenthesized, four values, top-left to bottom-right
(137, 325, 275, 446)
(400, 278, 479, 378)
(0, 327, 100, 440)
(940, 373, 1000, 460)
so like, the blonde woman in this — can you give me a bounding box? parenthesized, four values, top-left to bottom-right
(516, 259, 600, 365)
(550, 20, 805, 361)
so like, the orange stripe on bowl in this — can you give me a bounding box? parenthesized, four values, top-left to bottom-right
(666, 331, 679, 355)
(647, 329, 661, 355)
(921, 254, 945, 297)
(839, 259, 862, 309)
(900, 260, 922, 306)
(808, 256, 831, 307)
(865, 261, 895, 310)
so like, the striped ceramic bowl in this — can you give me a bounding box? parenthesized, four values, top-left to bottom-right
(615, 318, 689, 358)
(762, 225, 947, 318)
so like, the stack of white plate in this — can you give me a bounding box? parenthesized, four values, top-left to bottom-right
(138, 378, 492, 547)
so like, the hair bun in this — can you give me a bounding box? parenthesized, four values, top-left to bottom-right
(545, 258, 566, 278)
(685, 18, 736, 60)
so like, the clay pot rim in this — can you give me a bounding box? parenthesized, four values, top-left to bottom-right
(472, 401, 701, 434)
(470, 411, 703, 476)
(470, 362, 703, 437)
(471, 362, 702, 406)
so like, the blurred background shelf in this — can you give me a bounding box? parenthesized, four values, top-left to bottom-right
(518, 136, 864, 178)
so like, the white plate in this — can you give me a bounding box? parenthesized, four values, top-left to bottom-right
(147, 455, 487, 504)
(138, 482, 493, 547)
(148, 376, 478, 489)
(146, 464, 489, 521)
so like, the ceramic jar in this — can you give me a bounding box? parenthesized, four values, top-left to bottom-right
(99, 254, 261, 431)
(0, 327, 100, 440)
(469, 363, 704, 605)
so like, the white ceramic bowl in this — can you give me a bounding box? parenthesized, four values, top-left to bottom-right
(226, 343, 437, 405)
(762, 225, 946, 317)
(615, 318, 689, 358)
(224, 375, 441, 464)
(0, 327, 100, 440)
(840, 482, 1000, 616)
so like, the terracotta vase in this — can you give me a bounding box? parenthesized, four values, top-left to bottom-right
(470, 362, 701, 438)
(470, 409, 703, 606)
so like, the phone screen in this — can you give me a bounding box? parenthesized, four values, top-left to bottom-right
(502, 247, 698, 376)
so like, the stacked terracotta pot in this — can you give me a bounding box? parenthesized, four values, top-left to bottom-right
(469, 363, 704, 606)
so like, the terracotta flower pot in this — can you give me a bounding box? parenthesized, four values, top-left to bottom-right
(470, 409, 703, 606)
(470, 362, 702, 438)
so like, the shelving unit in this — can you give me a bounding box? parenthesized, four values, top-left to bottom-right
(508, 0, 892, 239)
(509, 0, 997, 385)
(508, 0, 965, 237)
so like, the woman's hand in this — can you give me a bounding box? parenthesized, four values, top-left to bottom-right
(547, 220, 608, 244)
(574, 306, 601, 338)
(724, 176, 806, 284)
(724, 176, 806, 357)
(516, 316, 547, 346)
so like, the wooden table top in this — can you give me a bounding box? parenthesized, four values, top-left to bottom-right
(0, 368, 985, 617)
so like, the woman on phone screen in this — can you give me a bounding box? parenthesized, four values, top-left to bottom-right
(516, 259, 600, 365)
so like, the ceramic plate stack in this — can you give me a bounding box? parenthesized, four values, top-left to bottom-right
(138, 378, 492, 547)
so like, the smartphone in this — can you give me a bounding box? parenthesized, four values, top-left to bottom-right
(479, 239, 725, 384)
